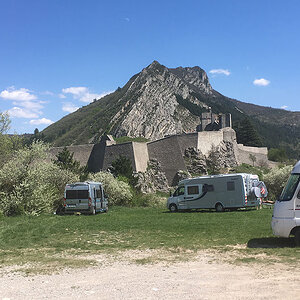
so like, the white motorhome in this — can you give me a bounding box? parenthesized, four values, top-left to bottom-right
(63, 182, 108, 214)
(167, 173, 268, 212)
(272, 160, 300, 246)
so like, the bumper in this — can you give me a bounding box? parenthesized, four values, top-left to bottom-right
(271, 217, 296, 238)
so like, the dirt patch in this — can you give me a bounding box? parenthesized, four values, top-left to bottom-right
(0, 249, 299, 299)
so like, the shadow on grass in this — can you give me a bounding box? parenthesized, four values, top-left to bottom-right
(247, 237, 295, 248)
(163, 208, 256, 214)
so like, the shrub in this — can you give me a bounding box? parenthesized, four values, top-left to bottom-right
(88, 172, 133, 206)
(0, 141, 79, 216)
(263, 165, 293, 201)
(131, 193, 166, 208)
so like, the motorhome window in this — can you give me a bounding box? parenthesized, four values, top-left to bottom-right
(77, 190, 89, 199)
(96, 189, 102, 198)
(227, 181, 235, 191)
(279, 174, 300, 201)
(187, 186, 199, 195)
(174, 186, 185, 197)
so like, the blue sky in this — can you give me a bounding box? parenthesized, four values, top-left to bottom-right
(0, 0, 299, 133)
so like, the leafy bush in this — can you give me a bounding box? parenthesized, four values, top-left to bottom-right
(230, 163, 268, 180)
(0, 141, 78, 216)
(263, 165, 293, 201)
(268, 148, 288, 162)
(131, 193, 166, 208)
(88, 172, 133, 206)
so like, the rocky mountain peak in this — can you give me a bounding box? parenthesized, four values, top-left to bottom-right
(169, 65, 212, 95)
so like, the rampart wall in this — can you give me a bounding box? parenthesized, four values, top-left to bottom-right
(197, 131, 223, 155)
(132, 142, 149, 172)
(49, 128, 272, 186)
(176, 133, 198, 155)
(148, 136, 187, 185)
(49, 144, 94, 166)
(236, 144, 268, 166)
(102, 142, 136, 171)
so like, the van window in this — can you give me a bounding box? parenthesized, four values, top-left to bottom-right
(279, 174, 300, 201)
(96, 189, 102, 198)
(227, 181, 235, 191)
(187, 186, 199, 195)
(66, 190, 89, 199)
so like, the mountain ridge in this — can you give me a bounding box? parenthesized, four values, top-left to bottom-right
(41, 60, 300, 158)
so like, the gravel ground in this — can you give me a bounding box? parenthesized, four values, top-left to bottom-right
(0, 251, 299, 300)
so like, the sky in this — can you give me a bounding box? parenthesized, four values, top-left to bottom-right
(0, 0, 299, 134)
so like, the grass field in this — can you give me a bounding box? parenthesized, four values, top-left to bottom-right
(0, 207, 299, 273)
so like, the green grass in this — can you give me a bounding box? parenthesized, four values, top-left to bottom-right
(0, 207, 299, 272)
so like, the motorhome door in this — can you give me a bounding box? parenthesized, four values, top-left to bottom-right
(185, 184, 203, 209)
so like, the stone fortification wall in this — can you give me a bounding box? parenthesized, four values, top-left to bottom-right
(147, 136, 187, 185)
(87, 142, 106, 172)
(236, 144, 268, 166)
(197, 131, 223, 155)
(49, 144, 94, 166)
(132, 142, 149, 172)
(102, 142, 136, 171)
(176, 133, 198, 155)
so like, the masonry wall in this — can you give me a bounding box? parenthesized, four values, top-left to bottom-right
(49, 144, 94, 166)
(102, 142, 136, 171)
(197, 131, 223, 155)
(87, 142, 106, 172)
(148, 136, 187, 185)
(236, 144, 269, 166)
(132, 142, 149, 172)
(176, 133, 198, 155)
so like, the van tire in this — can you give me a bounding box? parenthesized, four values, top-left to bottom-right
(169, 204, 178, 213)
(215, 203, 225, 212)
(295, 229, 300, 247)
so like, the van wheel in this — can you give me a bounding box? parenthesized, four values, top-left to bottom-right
(169, 204, 178, 213)
(215, 203, 224, 212)
(295, 229, 300, 247)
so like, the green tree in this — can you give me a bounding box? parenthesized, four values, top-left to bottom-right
(0, 111, 11, 134)
(0, 111, 24, 166)
(268, 148, 288, 162)
(234, 118, 263, 147)
(53, 147, 88, 181)
(110, 156, 136, 185)
(0, 141, 79, 216)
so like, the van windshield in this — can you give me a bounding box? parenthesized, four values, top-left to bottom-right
(66, 190, 89, 199)
(278, 174, 300, 201)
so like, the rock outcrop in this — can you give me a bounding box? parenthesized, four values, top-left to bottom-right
(134, 159, 169, 193)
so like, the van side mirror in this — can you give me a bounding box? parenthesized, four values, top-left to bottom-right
(202, 184, 208, 193)
(169, 190, 172, 197)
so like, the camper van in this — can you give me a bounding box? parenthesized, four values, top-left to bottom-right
(64, 182, 108, 214)
(167, 173, 268, 212)
(272, 160, 300, 246)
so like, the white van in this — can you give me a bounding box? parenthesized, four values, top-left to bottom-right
(63, 182, 108, 214)
(272, 161, 300, 246)
(167, 173, 268, 212)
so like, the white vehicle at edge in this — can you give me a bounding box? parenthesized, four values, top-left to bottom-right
(167, 173, 268, 212)
(272, 160, 300, 246)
